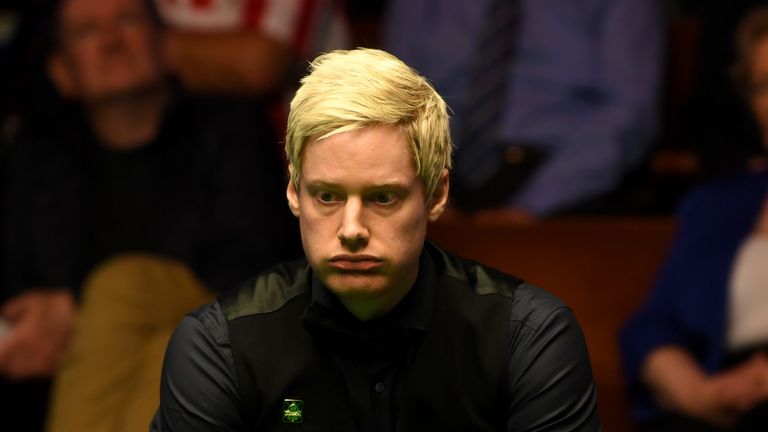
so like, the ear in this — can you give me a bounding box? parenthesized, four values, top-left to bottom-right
(286, 165, 300, 218)
(427, 169, 449, 222)
(47, 52, 77, 98)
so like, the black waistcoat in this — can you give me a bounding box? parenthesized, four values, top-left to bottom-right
(221, 244, 523, 431)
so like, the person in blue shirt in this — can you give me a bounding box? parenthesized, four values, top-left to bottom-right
(621, 6, 768, 431)
(383, 0, 663, 219)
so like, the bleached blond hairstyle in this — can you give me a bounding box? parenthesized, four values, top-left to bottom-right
(285, 48, 453, 198)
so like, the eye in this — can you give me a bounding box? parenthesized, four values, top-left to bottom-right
(316, 191, 341, 204)
(370, 192, 396, 205)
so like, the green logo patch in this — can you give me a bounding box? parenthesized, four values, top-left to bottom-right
(282, 399, 304, 423)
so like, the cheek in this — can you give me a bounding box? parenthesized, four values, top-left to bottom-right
(752, 95, 768, 128)
(379, 208, 428, 255)
(298, 210, 337, 252)
(70, 45, 100, 76)
(124, 30, 163, 68)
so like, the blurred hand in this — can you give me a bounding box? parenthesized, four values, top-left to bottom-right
(716, 352, 768, 409)
(684, 353, 768, 428)
(0, 289, 76, 379)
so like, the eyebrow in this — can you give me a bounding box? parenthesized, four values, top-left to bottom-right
(303, 180, 411, 191)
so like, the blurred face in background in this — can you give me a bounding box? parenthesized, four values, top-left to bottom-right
(49, 0, 166, 103)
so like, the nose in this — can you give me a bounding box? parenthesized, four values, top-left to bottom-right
(337, 197, 369, 250)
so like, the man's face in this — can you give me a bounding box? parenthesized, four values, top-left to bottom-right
(287, 125, 448, 306)
(52, 0, 165, 102)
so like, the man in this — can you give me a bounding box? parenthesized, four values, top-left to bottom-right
(0, 0, 299, 430)
(153, 48, 600, 431)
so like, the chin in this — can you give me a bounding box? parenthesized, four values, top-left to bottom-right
(95, 73, 162, 98)
(323, 273, 389, 300)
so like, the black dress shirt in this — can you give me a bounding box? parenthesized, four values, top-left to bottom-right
(152, 247, 601, 431)
(301, 255, 434, 432)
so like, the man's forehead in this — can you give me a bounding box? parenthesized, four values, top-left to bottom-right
(300, 147, 417, 188)
(302, 125, 414, 160)
(299, 126, 421, 190)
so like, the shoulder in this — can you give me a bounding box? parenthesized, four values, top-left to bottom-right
(508, 282, 572, 332)
(186, 299, 231, 347)
(432, 243, 603, 428)
(219, 258, 312, 321)
(8, 113, 89, 165)
(170, 92, 282, 170)
(670, 170, 768, 243)
(163, 300, 236, 391)
(158, 300, 247, 430)
(174, 92, 272, 133)
(3, 116, 90, 204)
(165, 300, 232, 366)
(428, 242, 569, 330)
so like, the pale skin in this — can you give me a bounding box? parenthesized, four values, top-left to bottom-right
(0, 0, 169, 378)
(641, 34, 768, 427)
(286, 124, 449, 321)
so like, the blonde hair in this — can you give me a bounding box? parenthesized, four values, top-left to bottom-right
(285, 48, 453, 198)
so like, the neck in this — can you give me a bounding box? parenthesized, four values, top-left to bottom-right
(340, 299, 396, 322)
(87, 84, 171, 151)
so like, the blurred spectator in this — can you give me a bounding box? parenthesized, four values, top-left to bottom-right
(155, 0, 351, 96)
(672, 0, 768, 179)
(0, 0, 301, 430)
(1, 6, 72, 431)
(384, 0, 664, 220)
(620, 8, 768, 430)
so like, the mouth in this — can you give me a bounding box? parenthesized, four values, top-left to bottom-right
(327, 254, 383, 272)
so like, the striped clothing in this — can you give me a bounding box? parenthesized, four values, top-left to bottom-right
(154, 0, 350, 59)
